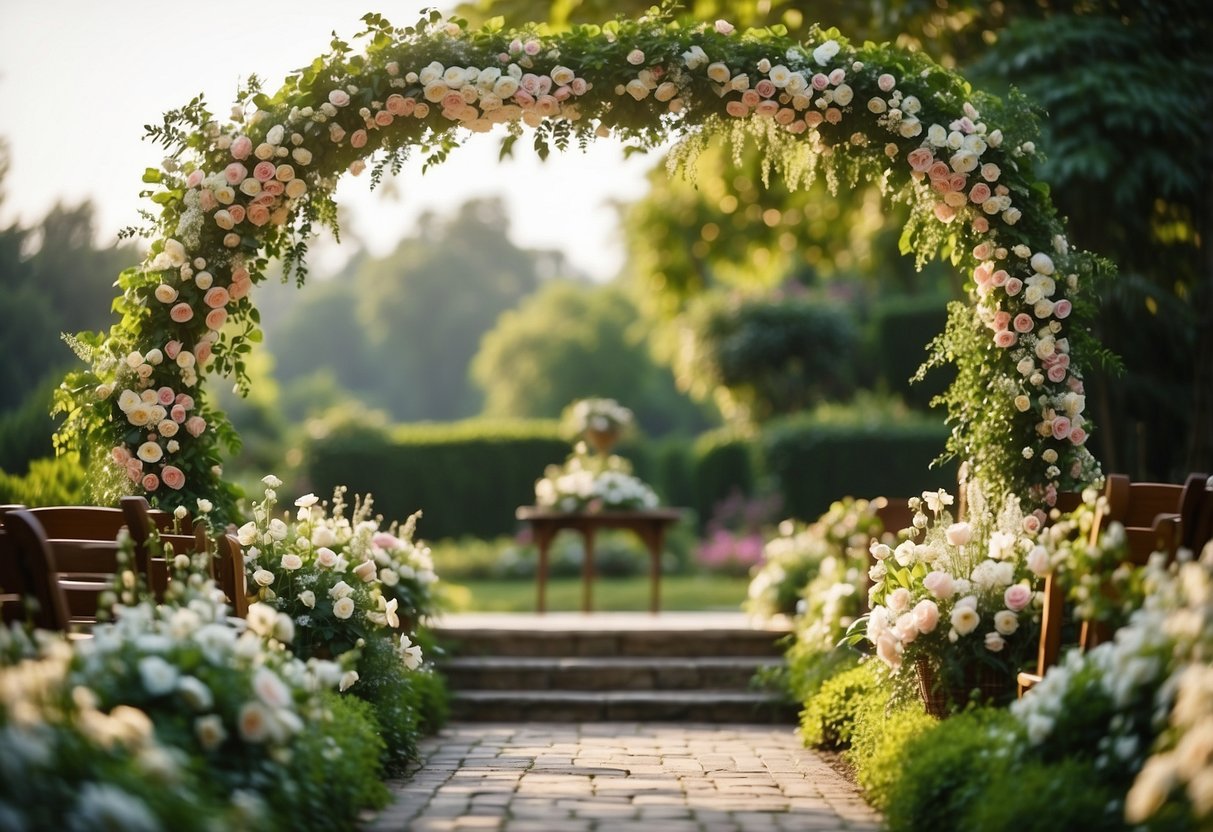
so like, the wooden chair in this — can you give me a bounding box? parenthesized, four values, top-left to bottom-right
(0, 505, 33, 624)
(214, 533, 249, 618)
(1017, 474, 1198, 695)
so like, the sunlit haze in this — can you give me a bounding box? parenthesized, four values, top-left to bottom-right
(0, 0, 668, 281)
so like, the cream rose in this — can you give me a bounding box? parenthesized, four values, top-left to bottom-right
(332, 597, 355, 620)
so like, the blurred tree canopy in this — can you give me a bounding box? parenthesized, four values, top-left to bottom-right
(458, 0, 1213, 478)
(264, 198, 555, 423)
(471, 279, 711, 435)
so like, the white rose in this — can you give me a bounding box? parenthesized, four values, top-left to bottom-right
(137, 441, 163, 464)
(811, 39, 839, 66)
(353, 559, 378, 582)
(280, 554, 303, 571)
(299, 590, 316, 609)
(339, 670, 359, 692)
(994, 610, 1019, 635)
(951, 605, 980, 635)
(984, 631, 1006, 652)
(328, 580, 354, 600)
(252, 569, 274, 587)
(706, 62, 731, 84)
(332, 596, 355, 620)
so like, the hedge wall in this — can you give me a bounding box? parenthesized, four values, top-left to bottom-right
(304, 420, 567, 540)
(762, 416, 958, 521)
(863, 294, 954, 411)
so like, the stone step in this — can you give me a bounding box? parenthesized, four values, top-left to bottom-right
(441, 656, 781, 692)
(431, 630, 790, 659)
(449, 689, 798, 723)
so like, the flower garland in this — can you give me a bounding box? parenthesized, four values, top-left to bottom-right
(55, 9, 1104, 520)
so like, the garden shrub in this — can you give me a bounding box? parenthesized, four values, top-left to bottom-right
(961, 757, 1128, 832)
(762, 416, 957, 520)
(863, 293, 954, 411)
(274, 692, 391, 831)
(0, 453, 87, 506)
(848, 696, 936, 810)
(354, 634, 447, 772)
(799, 659, 880, 749)
(0, 379, 57, 474)
(785, 642, 861, 705)
(305, 419, 567, 539)
(881, 707, 1024, 832)
(690, 428, 757, 528)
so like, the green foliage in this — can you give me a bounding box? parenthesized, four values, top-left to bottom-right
(847, 698, 936, 811)
(762, 414, 956, 520)
(799, 660, 881, 749)
(353, 635, 447, 772)
(0, 453, 86, 506)
(785, 641, 860, 704)
(881, 707, 1023, 832)
(863, 293, 955, 409)
(676, 293, 859, 425)
(275, 692, 391, 829)
(0, 378, 58, 474)
(690, 428, 757, 527)
(305, 419, 568, 539)
(962, 757, 1128, 832)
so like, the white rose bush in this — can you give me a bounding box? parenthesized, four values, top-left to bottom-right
(857, 483, 1044, 714)
(534, 442, 660, 513)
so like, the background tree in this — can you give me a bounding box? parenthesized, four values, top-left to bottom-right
(471, 279, 711, 435)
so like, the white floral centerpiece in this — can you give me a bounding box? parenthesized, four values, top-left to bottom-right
(534, 443, 659, 513)
(857, 483, 1046, 714)
(562, 397, 634, 454)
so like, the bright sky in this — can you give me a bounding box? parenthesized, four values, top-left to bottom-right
(0, 0, 667, 281)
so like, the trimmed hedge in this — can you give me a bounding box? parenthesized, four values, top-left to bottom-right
(763, 416, 958, 521)
(863, 293, 955, 410)
(304, 420, 567, 540)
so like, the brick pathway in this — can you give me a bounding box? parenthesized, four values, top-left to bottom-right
(365, 722, 881, 831)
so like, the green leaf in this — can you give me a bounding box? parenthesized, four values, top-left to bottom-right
(141, 168, 163, 184)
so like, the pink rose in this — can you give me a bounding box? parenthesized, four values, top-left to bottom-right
(1053, 299, 1072, 319)
(373, 532, 400, 550)
(1005, 278, 1023, 296)
(1047, 365, 1068, 383)
(741, 89, 761, 108)
(523, 39, 541, 56)
(907, 147, 934, 172)
(946, 522, 972, 545)
(725, 100, 749, 118)
(231, 266, 250, 283)
(1051, 417, 1071, 440)
(928, 161, 950, 181)
(170, 303, 194, 323)
(973, 241, 994, 260)
(811, 73, 829, 91)
(755, 100, 780, 117)
(974, 264, 993, 285)
(328, 89, 350, 108)
(161, 465, 185, 490)
(805, 111, 824, 128)
(912, 599, 940, 634)
(933, 202, 957, 223)
(253, 161, 276, 182)
(157, 387, 175, 406)
(374, 110, 394, 127)
(1022, 514, 1042, 534)
(991, 270, 1009, 287)
(1013, 313, 1034, 333)
(878, 73, 896, 92)
(198, 190, 217, 212)
(350, 129, 368, 149)
(969, 182, 992, 204)
(1004, 584, 1032, 612)
(948, 172, 968, 193)
(755, 79, 776, 98)
(993, 330, 1017, 348)
(175, 394, 194, 410)
(923, 570, 955, 599)
(142, 473, 160, 492)
(204, 308, 227, 331)
(824, 107, 842, 124)
(247, 204, 270, 227)
(1070, 427, 1087, 445)
(194, 341, 212, 365)
(230, 135, 253, 160)
(170, 405, 187, 423)
(185, 416, 207, 437)
(126, 458, 144, 481)
(186, 170, 204, 188)
(554, 85, 572, 102)
(993, 311, 1011, 331)
(570, 78, 588, 96)
(386, 94, 408, 115)
(261, 180, 284, 197)
(972, 216, 990, 234)
(224, 162, 248, 185)
(229, 278, 252, 300)
(112, 446, 131, 465)
(513, 90, 535, 107)
(714, 19, 735, 34)
(203, 287, 230, 309)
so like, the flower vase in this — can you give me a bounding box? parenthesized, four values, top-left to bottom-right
(914, 658, 1014, 718)
(584, 427, 620, 456)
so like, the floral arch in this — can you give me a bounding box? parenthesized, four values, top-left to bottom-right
(56, 8, 1104, 521)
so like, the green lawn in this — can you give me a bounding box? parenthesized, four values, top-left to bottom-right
(440, 573, 751, 613)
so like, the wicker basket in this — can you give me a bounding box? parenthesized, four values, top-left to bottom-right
(584, 427, 620, 455)
(915, 658, 1014, 718)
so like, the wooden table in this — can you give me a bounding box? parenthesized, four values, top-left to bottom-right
(515, 507, 684, 614)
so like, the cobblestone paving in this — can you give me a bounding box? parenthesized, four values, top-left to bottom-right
(365, 723, 881, 832)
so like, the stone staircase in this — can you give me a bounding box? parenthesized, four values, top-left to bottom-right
(431, 612, 797, 723)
